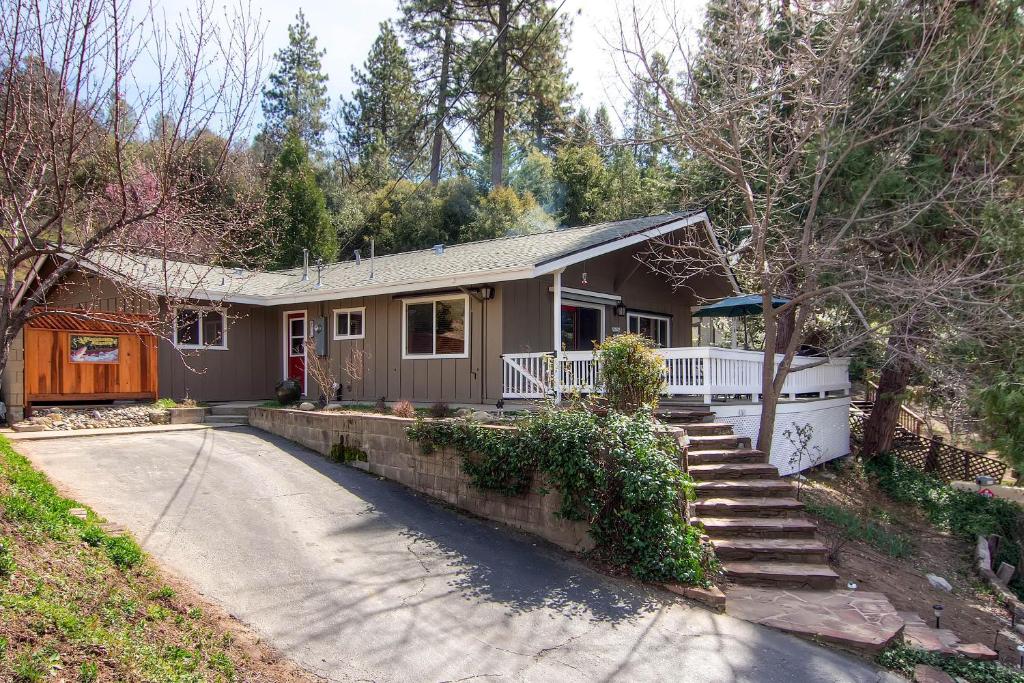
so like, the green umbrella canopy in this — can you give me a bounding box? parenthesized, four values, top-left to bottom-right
(691, 294, 790, 318)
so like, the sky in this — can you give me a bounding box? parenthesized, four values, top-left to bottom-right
(144, 0, 706, 137)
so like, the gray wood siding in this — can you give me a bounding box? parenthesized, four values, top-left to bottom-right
(502, 243, 734, 353)
(269, 289, 503, 405)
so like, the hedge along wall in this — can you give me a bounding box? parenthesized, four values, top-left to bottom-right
(248, 408, 593, 552)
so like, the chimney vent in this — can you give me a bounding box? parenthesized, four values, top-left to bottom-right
(433, 244, 445, 256)
(301, 248, 310, 281)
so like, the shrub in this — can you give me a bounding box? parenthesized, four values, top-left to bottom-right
(391, 400, 416, 418)
(79, 525, 105, 547)
(865, 454, 1024, 581)
(596, 334, 665, 413)
(408, 407, 717, 585)
(374, 396, 388, 413)
(879, 644, 1024, 683)
(428, 402, 452, 419)
(104, 535, 144, 569)
(153, 398, 177, 409)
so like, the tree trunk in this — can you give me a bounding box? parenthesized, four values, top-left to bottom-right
(429, 8, 453, 185)
(490, 0, 509, 189)
(860, 337, 913, 458)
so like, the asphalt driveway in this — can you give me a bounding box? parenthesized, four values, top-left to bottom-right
(19, 427, 894, 682)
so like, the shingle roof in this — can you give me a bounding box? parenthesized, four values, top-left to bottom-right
(73, 210, 709, 305)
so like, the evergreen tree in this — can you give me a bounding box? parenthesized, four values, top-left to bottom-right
(265, 133, 337, 268)
(553, 142, 606, 227)
(591, 105, 617, 162)
(400, 0, 472, 183)
(261, 10, 330, 153)
(341, 21, 425, 180)
(625, 51, 670, 169)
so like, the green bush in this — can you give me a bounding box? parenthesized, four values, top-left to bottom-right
(865, 454, 1024, 578)
(879, 644, 1024, 683)
(103, 536, 144, 570)
(596, 334, 666, 413)
(408, 407, 716, 584)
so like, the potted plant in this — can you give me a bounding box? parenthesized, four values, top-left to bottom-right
(276, 378, 302, 405)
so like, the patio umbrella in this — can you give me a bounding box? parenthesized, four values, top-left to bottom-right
(691, 294, 789, 318)
(692, 294, 790, 350)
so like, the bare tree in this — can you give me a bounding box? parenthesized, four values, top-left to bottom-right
(618, 0, 1023, 456)
(0, 0, 266, 380)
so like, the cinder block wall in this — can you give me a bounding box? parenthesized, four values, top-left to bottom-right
(248, 408, 593, 552)
(1, 329, 25, 423)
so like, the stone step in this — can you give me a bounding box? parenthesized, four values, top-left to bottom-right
(679, 422, 735, 436)
(685, 434, 744, 450)
(209, 405, 251, 416)
(688, 449, 767, 465)
(204, 414, 249, 424)
(693, 497, 804, 518)
(654, 409, 714, 424)
(693, 516, 818, 538)
(723, 561, 839, 589)
(695, 479, 794, 498)
(712, 538, 829, 563)
(689, 463, 779, 481)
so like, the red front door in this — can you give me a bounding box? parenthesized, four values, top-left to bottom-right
(286, 311, 306, 395)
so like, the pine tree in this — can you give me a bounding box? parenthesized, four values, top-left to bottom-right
(261, 10, 330, 153)
(591, 105, 617, 162)
(400, 0, 472, 183)
(553, 142, 606, 227)
(464, 0, 574, 188)
(341, 21, 425, 179)
(266, 132, 337, 268)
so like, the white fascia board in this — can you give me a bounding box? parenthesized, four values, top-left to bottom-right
(531, 212, 710, 276)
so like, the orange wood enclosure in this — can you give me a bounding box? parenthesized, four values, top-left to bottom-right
(24, 311, 158, 410)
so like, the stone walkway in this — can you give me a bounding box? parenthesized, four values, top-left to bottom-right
(727, 586, 905, 654)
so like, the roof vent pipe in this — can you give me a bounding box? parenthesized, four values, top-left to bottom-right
(369, 238, 375, 280)
(433, 244, 445, 256)
(301, 248, 310, 281)
(354, 249, 361, 265)
(314, 258, 324, 289)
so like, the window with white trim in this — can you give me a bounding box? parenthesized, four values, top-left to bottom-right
(174, 308, 227, 349)
(333, 307, 365, 340)
(403, 295, 468, 358)
(627, 312, 670, 347)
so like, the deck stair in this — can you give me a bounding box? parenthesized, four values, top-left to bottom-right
(659, 410, 837, 590)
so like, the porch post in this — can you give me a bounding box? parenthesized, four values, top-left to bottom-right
(553, 269, 563, 403)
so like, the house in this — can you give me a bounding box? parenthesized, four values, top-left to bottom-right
(2, 210, 852, 472)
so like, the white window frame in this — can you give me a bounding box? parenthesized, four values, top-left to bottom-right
(333, 306, 366, 340)
(627, 311, 671, 347)
(173, 307, 228, 350)
(401, 293, 470, 360)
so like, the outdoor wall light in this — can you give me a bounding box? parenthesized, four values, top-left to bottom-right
(933, 604, 944, 628)
(613, 303, 627, 317)
(478, 285, 495, 300)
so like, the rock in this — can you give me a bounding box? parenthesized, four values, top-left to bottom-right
(926, 574, 953, 592)
(11, 422, 44, 432)
(820, 471, 837, 480)
(998, 561, 1016, 584)
(298, 402, 316, 411)
(454, 408, 473, 418)
(68, 508, 88, 520)
(913, 664, 955, 683)
(952, 642, 998, 661)
(469, 411, 491, 422)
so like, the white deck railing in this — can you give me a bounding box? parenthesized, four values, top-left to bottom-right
(501, 347, 850, 401)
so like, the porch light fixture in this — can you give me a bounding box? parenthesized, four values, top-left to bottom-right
(478, 285, 495, 300)
(580, 271, 588, 285)
(613, 303, 627, 317)
(933, 603, 944, 628)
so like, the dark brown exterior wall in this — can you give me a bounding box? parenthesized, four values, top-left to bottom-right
(501, 243, 735, 353)
(276, 288, 504, 405)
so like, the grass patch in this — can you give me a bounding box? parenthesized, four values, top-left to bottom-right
(804, 498, 914, 558)
(879, 644, 1024, 682)
(0, 434, 306, 682)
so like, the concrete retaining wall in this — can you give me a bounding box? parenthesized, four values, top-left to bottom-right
(249, 407, 593, 552)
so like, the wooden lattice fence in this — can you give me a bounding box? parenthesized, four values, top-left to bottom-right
(850, 412, 1007, 483)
